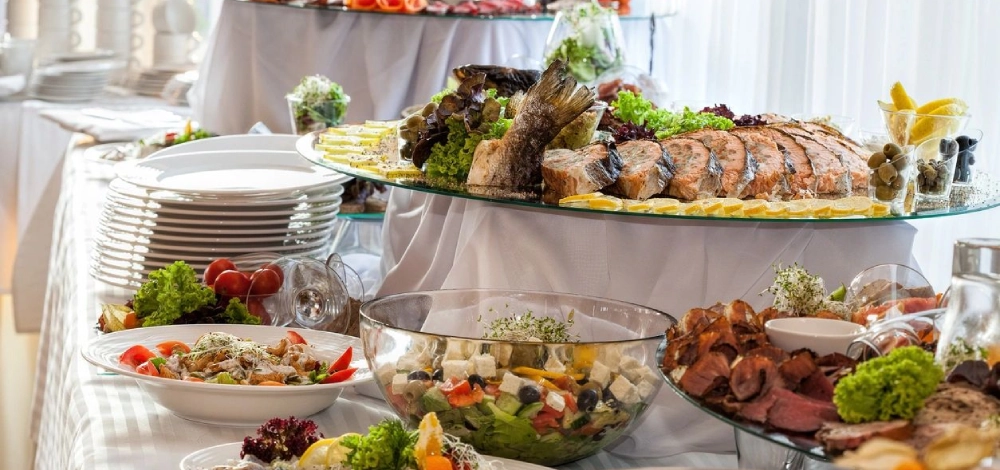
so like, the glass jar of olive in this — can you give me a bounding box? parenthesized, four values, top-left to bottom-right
(867, 143, 915, 215)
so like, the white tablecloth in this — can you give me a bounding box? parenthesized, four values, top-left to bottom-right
(190, 1, 669, 134)
(30, 143, 736, 470)
(377, 190, 920, 457)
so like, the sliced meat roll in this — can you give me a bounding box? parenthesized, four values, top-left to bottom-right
(660, 137, 723, 200)
(611, 140, 674, 200)
(541, 141, 623, 201)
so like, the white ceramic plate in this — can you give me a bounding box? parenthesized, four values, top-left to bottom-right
(93, 244, 329, 268)
(82, 324, 371, 426)
(100, 206, 341, 226)
(100, 226, 332, 247)
(179, 442, 555, 470)
(109, 178, 345, 207)
(105, 192, 343, 217)
(116, 150, 344, 196)
(98, 215, 340, 236)
(94, 232, 334, 254)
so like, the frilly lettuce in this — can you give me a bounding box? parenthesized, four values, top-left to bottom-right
(341, 420, 416, 470)
(833, 346, 943, 423)
(611, 91, 734, 139)
(133, 261, 216, 327)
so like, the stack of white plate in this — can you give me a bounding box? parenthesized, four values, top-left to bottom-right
(92, 149, 351, 289)
(28, 58, 125, 102)
(131, 65, 192, 97)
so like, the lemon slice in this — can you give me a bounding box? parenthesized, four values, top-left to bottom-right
(624, 200, 653, 213)
(764, 202, 789, 218)
(679, 202, 705, 216)
(588, 196, 624, 211)
(871, 202, 892, 217)
(698, 198, 726, 217)
(786, 200, 811, 218)
(806, 199, 833, 218)
(322, 145, 367, 155)
(741, 199, 769, 218)
(325, 126, 364, 135)
(299, 438, 339, 468)
(834, 196, 873, 217)
(650, 198, 682, 214)
(559, 192, 603, 204)
(719, 198, 745, 216)
(365, 120, 399, 128)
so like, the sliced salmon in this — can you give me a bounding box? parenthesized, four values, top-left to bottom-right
(684, 129, 756, 198)
(541, 141, 623, 202)
(729, 127, 792, 198)
(612, 140, 674, 200)
(660, 137, 723, 200)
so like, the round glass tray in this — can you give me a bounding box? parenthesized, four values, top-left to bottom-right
(231, 0, 675, 21)
(295, 132, 1000, 223)
(654, 341, 830, 461)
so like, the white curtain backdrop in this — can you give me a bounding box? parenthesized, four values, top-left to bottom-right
(659, 0, 1000, 290)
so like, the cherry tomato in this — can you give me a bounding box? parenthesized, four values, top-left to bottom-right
(248, 268, 281, 296)
(286, 331, 307, 345)
(260, 263, 284, 285)
(328, 346, 353, 374)
(119, 345, 157, 369)
(204, 258, 237, 285)
(135, 360, 160, 377)
(246, 298, 271, 325)
(320, 367, 357, 384)
(213, 270, 250, 297)
(156, 340, 190, 356)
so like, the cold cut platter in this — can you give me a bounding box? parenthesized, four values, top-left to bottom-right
(295, 63, 1000, 223)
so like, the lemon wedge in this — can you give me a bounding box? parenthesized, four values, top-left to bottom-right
(741, 199, 769, 218)
(786, 200, 811, 218)
(299, 438, 339, 468)
(624, 200, 654, 213)
(650, 198, 682, 214)
(890, 81, 918, 110)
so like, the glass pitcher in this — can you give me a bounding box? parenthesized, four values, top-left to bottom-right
(934, 238, 1000, 371)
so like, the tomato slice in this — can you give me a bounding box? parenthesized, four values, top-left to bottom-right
(119, 345, 157, 369)
(135, 360, 160, 377)
(286, 331, 307, 345)
(562, 393, 578, 413)
(320, 367, 357, 384)
(376, 0, 404, 11)
(448, 387, 485, 408)
(402, 0, 426, 13)
(440, 379, 472, 396)
(156, 340, 190, 356)
(531, 412, 560, 433)
(351, 0, 378, 10)
(328, 346, 353, 373)
(184, 377, 205, 383)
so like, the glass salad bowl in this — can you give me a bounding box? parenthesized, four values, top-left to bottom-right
(542, 1, 626, 85)
(359, 289, 675, 466)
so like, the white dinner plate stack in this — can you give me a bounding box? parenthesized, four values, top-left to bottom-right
(91, 149, 352, 289)
(130, 65, 192, 97)
(28, 58, 125, 102)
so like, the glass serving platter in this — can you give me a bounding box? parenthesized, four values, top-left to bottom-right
(231, 0, 674, 21)
(654, 341, 831, 461)
(295, 131, 1000, 223)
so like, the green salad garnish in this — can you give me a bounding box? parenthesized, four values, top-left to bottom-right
(339, 420, 417, 470)
(761, 263, 849, 318)
(833, 346, 942, 423)
(544, 2, 624, 83)
(481, 309, 579, 343)
(131, 261, 259, 327)
(611, 91, 735, 139)
(289, 75, 350, 131)
(422, 88, 512, 184)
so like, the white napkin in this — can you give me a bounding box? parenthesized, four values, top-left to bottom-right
(38, 107, 189, 142)
(0, 74, 25, 97)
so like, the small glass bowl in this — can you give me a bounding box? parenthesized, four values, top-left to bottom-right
(868, 147, 916, 215)
(879, 106, 970, 148)
(915, 137, 960, 201)
(846, 308, 944, 360)
(287, 94, 351, 135)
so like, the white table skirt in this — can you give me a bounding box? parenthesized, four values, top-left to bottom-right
(376, 189, 920, 458)
(30, 144, 736, 470)
(190, 1, 668, 134)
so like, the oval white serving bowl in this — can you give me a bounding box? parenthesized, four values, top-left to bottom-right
(82, 324, 372, 426)
(764, 317, 866, 356)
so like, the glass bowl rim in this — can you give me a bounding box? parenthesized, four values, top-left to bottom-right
(878, 106, 972, 119)
(359, 287, 677, 345)
(285, 93, 352, 104)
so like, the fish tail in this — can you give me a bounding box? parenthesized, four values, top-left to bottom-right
(515, 60, 595, 132)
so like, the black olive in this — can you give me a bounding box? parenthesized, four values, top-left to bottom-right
(407, 370, 431, 381)
(518, 385, 541, 404)
(577, 389, 599, 412)
(431, 369, 443, 382)
(468, 374, 486, 390)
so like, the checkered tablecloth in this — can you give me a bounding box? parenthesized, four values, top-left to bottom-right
(29, 147, 737, 470)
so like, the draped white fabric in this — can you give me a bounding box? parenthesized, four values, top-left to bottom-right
(661, 0, 1000, 289)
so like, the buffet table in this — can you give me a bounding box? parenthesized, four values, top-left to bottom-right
(376, 190, 921, 458)
(190, 0, 669, 134)
(30, 143, 737, 469)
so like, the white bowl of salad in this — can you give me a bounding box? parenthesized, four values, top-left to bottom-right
(359, 289, 676, 466)
(82, 324, 372, 426)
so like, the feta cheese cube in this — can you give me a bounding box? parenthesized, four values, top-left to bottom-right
(599, 347, 623, 372)
(619, 356, 641, 372)
(472, 354, 497, 378)
(640, 366, 660, 384)
(545, 390, 566, 413)
(609, 375, 639, 405)
(376, 363, 397, 386)
(442, 360, 471, 379)
(391, 373, 409, 395)
(637, 380, 657, 400)
(491, 344, 513, 367)
(589, 361, 612, 388)
(444, 339, 473, 360)
(498, 372, 524, 396)
(396, 354, 424, 372)
(544, 355, 566, 374)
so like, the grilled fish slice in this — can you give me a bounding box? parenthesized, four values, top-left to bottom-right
(542, 141, 623, 202)
(685, 129, 757, 198)
(466, 60, 595, 190)
(771, 126, 851, 195)
(729, 127, 791, 198)
(661, 137, 723, 200)
(612, 140, 674, 200)
(776, 124, 867, 192)
(754, 127, 816, 195)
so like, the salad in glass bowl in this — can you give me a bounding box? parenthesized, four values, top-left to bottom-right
(543, 1, 626, 84)
(287, 75, 351, 135)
